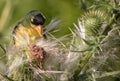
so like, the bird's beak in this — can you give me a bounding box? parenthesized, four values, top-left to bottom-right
(35, 25, 43, 37)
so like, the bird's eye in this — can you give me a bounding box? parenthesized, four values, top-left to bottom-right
(30, 16, 34, 23)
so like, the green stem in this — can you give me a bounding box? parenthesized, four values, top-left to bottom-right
(114, 0, 119, 8)
(0, 72, 14, 81)
(0, 44, 6, 53)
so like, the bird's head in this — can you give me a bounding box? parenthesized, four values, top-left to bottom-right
(28, 10, 45, 26)
(23, 10, 46, 36)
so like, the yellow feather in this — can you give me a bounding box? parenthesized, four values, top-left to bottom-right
(14, 25, 42, 46)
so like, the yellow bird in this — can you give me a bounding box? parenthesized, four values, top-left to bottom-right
(12, 10, 46, 46)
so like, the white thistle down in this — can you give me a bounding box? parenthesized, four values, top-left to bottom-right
(74, 19, 85, 39)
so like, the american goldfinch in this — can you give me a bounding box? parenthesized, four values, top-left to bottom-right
(12, 10, 45, 46)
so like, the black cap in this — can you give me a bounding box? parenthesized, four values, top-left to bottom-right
(31, 13, 45, 25)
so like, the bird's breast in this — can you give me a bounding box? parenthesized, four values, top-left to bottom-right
(14, 26, 42, 46)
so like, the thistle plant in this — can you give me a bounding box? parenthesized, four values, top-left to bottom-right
(65, 0, 120, 81)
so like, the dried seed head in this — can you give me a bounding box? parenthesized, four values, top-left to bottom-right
(29, 44, 46, 68)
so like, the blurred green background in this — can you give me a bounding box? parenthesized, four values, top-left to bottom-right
(0, 0, 81, 55)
